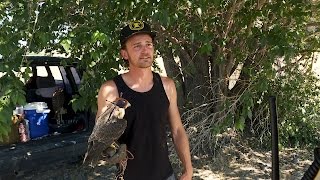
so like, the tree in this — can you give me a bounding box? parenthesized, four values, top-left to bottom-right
(0, 0, 319, 151)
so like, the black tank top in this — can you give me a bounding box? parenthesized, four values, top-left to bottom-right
(113, 72, 173, 180)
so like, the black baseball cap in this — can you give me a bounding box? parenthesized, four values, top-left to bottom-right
(120, 20, 156, 46)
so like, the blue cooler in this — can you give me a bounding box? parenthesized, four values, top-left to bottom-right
(24, 102, 51, 139)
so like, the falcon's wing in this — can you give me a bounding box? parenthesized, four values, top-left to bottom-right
(83, 103, 127, 167)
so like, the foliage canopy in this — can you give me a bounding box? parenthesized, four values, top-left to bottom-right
(0, 0, 319, 150)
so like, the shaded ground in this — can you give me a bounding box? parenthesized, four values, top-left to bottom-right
(27, 141, 316, 180)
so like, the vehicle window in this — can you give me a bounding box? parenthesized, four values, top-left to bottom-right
(36, 66, 48, 77)
(49, 66, 64, 89)
(59, 66, 72, 94)
(70, 67, 81, 87)
(35, 66, 56, 89)
(49, 66, 63, 81)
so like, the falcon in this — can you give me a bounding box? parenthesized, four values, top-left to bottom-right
(83, 97, 131, 167)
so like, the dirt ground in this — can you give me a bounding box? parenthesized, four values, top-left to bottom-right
(28, 141, 316, 180)
(188, 144, 315, 180)
(88, 144, 315, 180)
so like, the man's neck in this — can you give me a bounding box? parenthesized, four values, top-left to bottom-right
(127, 67, 153, 82)
(123, 68, 154, 92)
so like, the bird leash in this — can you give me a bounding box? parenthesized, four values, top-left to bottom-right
(116, 149, 134, 180)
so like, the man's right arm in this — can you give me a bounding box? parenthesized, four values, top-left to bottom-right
(95, 80, 119, 121)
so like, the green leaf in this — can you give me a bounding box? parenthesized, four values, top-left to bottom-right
(0, 107, 13, 124)
(247, 108, 252, 120)
(11, 92, 26, 106)
(190, 32, 195, 43)
(199, 43, 212, 55)
(235, 116, 245, 132)
(0, 121, 10, 138)
(60, 39, 71, 53)
(0, 95, 10, 106)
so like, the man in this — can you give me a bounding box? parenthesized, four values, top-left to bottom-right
(95, 20, 193, 180)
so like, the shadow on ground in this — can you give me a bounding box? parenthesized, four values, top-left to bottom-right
(27, 142, 314, 180)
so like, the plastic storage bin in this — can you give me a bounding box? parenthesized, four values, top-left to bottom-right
(24, 102, 51, 139)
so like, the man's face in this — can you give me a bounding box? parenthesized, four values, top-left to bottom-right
(121, 33, 154, 68)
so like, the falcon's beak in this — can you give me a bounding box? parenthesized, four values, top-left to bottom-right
(126, 102, 131, 109)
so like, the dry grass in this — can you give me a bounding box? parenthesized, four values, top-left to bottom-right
(171, 135, 315, 180)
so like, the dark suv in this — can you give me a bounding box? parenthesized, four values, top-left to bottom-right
(0, 56, 93, 179)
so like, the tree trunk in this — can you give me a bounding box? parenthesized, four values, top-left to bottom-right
(177, 48, 210, 107)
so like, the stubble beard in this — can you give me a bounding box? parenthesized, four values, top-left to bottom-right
(127, 52, 154, 68)
(138, 57, 153, 68)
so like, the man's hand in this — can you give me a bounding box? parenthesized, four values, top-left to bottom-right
(179, 169, 193, 180)
(102, 144, 127, 165)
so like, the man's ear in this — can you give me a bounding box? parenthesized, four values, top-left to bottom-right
(120, 49, 128, 60)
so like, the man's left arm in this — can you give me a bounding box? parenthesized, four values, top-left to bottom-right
(163, 77, 193, 180)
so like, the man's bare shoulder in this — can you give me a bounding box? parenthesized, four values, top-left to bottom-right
(99, 79, 118, 97)
(160, 75, 177, 102)
(101, 79, 117, 88)
(160, 76, 175, 88)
